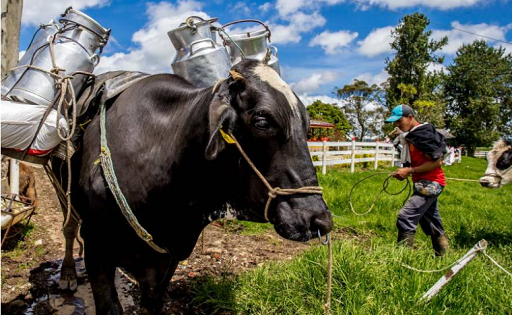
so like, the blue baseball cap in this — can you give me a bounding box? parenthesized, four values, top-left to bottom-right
(385, 104, 415, 123)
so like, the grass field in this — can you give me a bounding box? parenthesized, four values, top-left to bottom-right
(192, 157, 512, 314)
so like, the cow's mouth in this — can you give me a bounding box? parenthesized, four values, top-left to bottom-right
(272, 205, 333, 242)
(479, 177, 501, 189)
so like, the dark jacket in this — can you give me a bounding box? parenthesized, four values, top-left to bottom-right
(405, 123, 447, 160)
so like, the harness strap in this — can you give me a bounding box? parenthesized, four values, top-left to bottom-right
(220, 129, 324, 222)
(99, 102, 168, 254)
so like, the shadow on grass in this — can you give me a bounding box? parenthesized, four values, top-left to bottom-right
(190, 275, 237, 315)
(452, 226, 512, 247)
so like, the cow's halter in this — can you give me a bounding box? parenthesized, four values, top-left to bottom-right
(482, 163, 512, 185)
(219, 128, 324, 222)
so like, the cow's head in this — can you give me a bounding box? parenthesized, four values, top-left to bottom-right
(479, 139, 512, 188)
(204, 60, 332, 242)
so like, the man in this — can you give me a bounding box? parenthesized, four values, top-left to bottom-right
(385, 104, 448, 256)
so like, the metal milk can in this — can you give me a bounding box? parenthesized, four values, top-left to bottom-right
(219, 20, 280, 75)
(168, 16, 231, 88)
(1, 7, 110, 106)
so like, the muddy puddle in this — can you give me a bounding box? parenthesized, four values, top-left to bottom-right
(3, 258, 139, 315)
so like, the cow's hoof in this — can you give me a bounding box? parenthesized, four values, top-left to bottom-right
(59, 271, 78, 291)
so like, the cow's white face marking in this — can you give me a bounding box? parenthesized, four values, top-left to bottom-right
(480, 139, 512, 188)
(253, 64, 299, 116)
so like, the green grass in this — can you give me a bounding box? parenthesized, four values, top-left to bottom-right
(193, 157, 512, 314)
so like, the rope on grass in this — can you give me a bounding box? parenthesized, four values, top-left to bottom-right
(482, 248, 512, 278)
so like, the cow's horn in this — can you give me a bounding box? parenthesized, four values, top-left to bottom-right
(229, 70, 244, 81)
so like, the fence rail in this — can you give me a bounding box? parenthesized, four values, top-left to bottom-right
(474, 151, 489, 158)
(308, 140, 399, 174)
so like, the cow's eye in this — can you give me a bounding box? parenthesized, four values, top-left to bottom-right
(253, 117, 269, 130)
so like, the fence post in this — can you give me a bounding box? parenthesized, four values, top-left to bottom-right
(10, 159, 19, 195)
(322, 140, 327, 175)
(391, 146, 396, 167)
(374, 140, 379, 170)
(350, 137, 356, 174)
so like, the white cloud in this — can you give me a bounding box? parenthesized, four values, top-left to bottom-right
(276, 0, 310, 16)
(354, 69, 389, 85)
(290, 71, 339, 94)
(95, 0, 209, 74)
(357, 26, 394, 57)
(427, 63, 446, 74)
(309, 30, 358, 55)
(259, 2, 273, 12)
(271, 11, 326, 44)
(22, 0, 110, 26)
(432, 21, 512, 54)
(229, 2, 251, 15)
(299, 94, 340, 106)
(367, 0, 484, 10)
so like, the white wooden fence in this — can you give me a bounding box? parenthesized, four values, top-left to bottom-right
(308, 140, 400, 174)
(474, 151, 489, 158)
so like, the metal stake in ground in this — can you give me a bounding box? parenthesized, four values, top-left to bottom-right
(419, 239, 488, 303)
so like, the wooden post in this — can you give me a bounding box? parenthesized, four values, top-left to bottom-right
(1, 0, 23, 75)
(322, 140, 327, 175)
(419, 239, 488, 303)
(9, 158, 19, 195)
(350, 137, 356, 174)
(373, 140, 379, 170)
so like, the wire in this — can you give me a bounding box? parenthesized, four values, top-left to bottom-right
(348, 0, 512, 46)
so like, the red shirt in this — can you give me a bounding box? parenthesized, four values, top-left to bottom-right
(409, 143, 446, 186)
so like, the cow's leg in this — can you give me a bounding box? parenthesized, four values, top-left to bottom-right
(85, 243, 123, 315)
(134, 256, 178, 314)
(59, 216, 79, 290)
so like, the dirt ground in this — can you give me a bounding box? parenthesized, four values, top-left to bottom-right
(1, 163, 344, 314)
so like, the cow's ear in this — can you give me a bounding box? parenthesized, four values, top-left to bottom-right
(205, 81, 237, 160)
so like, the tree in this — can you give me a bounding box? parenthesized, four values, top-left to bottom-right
(444, 40, 512, 156)
(385, 13, 447, 126)
(336, 79, 385, 141)
(307, 100, 351, 139)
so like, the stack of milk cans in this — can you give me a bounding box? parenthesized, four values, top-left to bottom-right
(1, 7, 110, 156)
(168, 17, 280, 88)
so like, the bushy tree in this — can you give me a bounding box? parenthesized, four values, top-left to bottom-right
(336, 79, 385, 141)
(444, 40, 512, 156)
(385, 13, 447, 126)
(307, 100, 351, 139)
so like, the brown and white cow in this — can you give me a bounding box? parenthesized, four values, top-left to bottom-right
(479, 139, 512, 188)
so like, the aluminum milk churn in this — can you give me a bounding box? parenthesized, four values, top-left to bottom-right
(1, 7, 110, 107)
(168, 16, 231, 88)
(219, 20, 280, 75)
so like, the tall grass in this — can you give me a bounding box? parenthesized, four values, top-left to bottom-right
(192, 157, 512, 314)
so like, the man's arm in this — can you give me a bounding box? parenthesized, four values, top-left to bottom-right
(393, 158, 443, 180)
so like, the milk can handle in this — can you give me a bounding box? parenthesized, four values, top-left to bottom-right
(269, 45, 278, 57)
(218, 19, 271, 45)
(90, 54, 100, 66)
(189, 38, 216, 56)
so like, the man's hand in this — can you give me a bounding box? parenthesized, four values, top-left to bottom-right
(392, 167, 412, 181)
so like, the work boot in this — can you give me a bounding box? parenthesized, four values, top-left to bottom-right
(431, 234, 449, 256)
(397, 232, 415, 247)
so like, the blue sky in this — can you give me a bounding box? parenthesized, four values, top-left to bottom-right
(18, 0, 512, 105)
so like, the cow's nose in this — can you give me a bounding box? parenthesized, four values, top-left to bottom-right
(479, 179, 490, 187)
(310, 210, 333, 236)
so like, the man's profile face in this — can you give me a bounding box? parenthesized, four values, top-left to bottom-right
(395, 115, 414, 132)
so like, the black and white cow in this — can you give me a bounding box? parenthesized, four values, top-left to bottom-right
(479, 139, 512, 188)
(57, 60, 333, 314)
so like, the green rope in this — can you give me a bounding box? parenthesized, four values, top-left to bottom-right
(99, 103, 168, 254)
